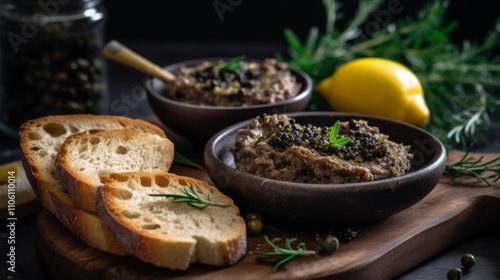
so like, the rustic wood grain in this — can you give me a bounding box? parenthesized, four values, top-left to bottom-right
(34, 150, 500, 280)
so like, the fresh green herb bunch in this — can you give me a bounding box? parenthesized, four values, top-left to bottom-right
(281, 0, 500, 149)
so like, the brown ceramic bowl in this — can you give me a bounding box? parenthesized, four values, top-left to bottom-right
(204, 112, 447, 225)
(145, 58, 312, 143)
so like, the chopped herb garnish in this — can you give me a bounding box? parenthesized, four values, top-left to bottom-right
(212, 55, 246, 72)
(149, 185, 229, 209)
(329, 120, 351, 148)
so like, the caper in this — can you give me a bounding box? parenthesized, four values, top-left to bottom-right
(324, 235, 340, 251)
(447, 267, 462, 280)
(247, 219, 264, 236)
(349, 119, 361, 130)
(245, 212, 262, 223)
(0, 16, 104, 130)
(461, 253, 476, 268)
(342, 228, 359, 243)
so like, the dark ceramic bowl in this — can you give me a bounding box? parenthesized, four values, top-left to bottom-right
(145, 58, 312, 143)
(204, 112, 447, 225)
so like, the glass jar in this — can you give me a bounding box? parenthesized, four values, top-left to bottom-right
(0, 0, 107, 138)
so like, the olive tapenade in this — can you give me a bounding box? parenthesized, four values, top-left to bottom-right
(164, 58, 301, 106)
(230, 114, 413, 184)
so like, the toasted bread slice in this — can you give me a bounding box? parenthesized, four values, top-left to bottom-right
(48, 186, 127, 255)
(56, 129, 174, 212)
(97, 171, 247, 270)
(19, 114, 169, 255)
(20, 114, 168, 213)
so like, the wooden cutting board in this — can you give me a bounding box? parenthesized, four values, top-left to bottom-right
(34, 151, 500, 280)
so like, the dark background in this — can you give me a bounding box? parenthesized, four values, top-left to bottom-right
(1, 2, 499, 280)
(103, 0, 499, 52)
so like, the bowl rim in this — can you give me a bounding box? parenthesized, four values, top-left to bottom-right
(205, 111, 447, 192)
(144, 57, 313, 111)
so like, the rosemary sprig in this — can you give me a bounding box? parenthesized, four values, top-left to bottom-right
(444, 148, 500, 186)
(149, 185, 229, 209)
(329, 120, 351, 148)
(252, 235, 316, 271)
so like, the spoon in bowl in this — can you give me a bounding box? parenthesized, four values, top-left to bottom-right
(102, 40, 176, 83)
(103, 40, 205, 169)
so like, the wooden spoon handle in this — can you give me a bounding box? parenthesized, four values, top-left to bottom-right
(103, 40, 175, 83)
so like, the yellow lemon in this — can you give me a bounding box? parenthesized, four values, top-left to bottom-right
(317, 57, 430, 126)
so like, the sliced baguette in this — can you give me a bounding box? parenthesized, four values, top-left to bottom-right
(48, 186, 127, 255)
(97, 171, 247, 270)
(56, 129, 174, 212)
(19, 114, 170, 255)
(20, 114, 168, 213)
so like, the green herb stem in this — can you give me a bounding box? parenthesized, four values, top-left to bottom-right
(173, 151, 202, 170)
(444, 148, 500, 186)
(263, 225, 280, 232)
(252, 235, 316, 271)
(149, 185, 229, 209)
(212, 55, 246, 72)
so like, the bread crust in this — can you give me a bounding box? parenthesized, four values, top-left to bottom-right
(48, 187, 127, 255)
(22, 150, 127, 255)
(21, 152, 55, 213)
(19, 114, 168, 213)
(55, 129, 174, 212)
(19, 114, 170, 254)
(97, 171, 247, 270)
